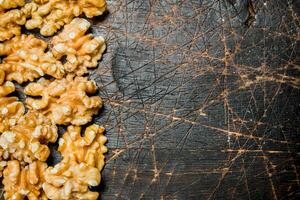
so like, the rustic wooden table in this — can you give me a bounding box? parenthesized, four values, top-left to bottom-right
(2, 0, 300, 200)
(92, 0, 300, 199)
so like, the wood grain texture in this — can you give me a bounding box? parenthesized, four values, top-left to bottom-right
(92, 0, 300, 199)
(1, 0, 300, 199)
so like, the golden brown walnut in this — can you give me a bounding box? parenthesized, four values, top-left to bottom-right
(0, 0, 25, 11)
(0, 34, 46, 56)
(0, 111, 58, 163)
(3, 160, 48, 200)
(51, 18, 106, 75)
(0, 149, 7, 177)
(78, 0, 107, 18)
(25, 74, 102, 125)
(0, 10, 26, 42)
(43, 124, 107, 200)
(0, 34, 65, 84)
(25, 0, 107, 36)
(0, 69, 25, 132)
(0, 69, 24, 176)
(43, 159, 100, 200)
(0, 95, 25, 133)
(0, 0, 26, 41)
(58, 125, 108, 171)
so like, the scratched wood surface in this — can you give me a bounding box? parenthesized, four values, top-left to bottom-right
(92, 0, 300, 199)
(1, 0, 300, 200)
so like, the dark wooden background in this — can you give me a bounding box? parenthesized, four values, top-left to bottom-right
(92, 0, 300, 199)
(2, 0, 300, 199)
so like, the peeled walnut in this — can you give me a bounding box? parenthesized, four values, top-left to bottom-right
(43, 158, 100, 200)
(51, 18, 106, 75)
(25, 0, 107, 36)
(0, 34, 64, 84)
(59, 125, 108, 171)
(0, 0, 25, 11)
(43, 125, 107, 199)
(0, 0, 26, 41)
(25, 74, 102, 125)
(0, 111, 58, 163)
(0, 34, 48, 56)
(79, 0, 107, 18)
(0, 97, 24, 133)
(3, 160, 48, 200)
(0, 70, 24, 176)
(0, 70, 25, 132)
(0, 10, 26, 42)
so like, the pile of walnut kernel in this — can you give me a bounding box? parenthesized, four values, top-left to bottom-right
(0, 0, 108, 199)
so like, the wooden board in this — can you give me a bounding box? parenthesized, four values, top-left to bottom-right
(1, 0, 300, 199)
(93, 0, 300, 199)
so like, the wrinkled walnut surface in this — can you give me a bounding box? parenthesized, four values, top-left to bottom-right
(0, 35, 64, 84)
(43, 124, 107, 200)
(0, 0, 26, 41)
(3, 160, 47, 200)
(0, 111, 58, 163)
(59, 125, 108, 171)
(25, 74, 103, 125)
(0, 2, 108, 199)
(51, 18, 106, 76)
(0, 0, 25, 11)
(0, 0, 107, 41)
(25, 0, 107, 36)
(0, 69, 25, 133)
(43, 159, 100, 200)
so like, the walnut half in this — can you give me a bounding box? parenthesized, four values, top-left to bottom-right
(0, 111, 58, 163)
(3, 160, 48, 200)
(43, 159, 100, 200)
(43, 124, 107, 200)
(0, 34, 65, 84)
(51, 18, 106, 76)
(25, 0, 107, 36)
(0, 0, 25, 12)
(58, 125, 108, 171)
(25, 74, 103, 125)
(0, 69, 25, 133)
(0, 0, 26, 41)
